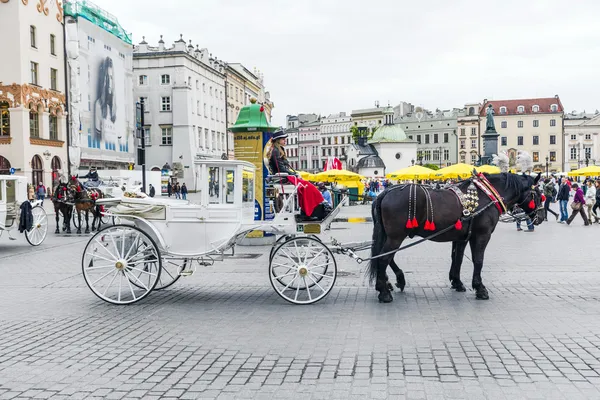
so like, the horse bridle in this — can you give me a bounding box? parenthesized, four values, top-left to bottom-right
(515, 185, 544, 223)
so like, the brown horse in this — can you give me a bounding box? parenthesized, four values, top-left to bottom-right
(69, 177, 104, 234)
(51, 182, 73, 234)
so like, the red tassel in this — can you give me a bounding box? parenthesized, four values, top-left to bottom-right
(411, 217, 418, 228)
(424, 220, 431, 230)
(455, 220, 463, 230)
(406, 219, 413, 229)
(430, 221, 436, 230)
(541, 194, 546, 202)
(528, 200, 535, 209)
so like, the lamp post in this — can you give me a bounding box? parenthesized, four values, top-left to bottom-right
(545, 156, 549, 177)
(586, 156, 590, 167)
(411, 159, 415, 166)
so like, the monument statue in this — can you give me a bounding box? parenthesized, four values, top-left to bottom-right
(485, 104, 496, 133)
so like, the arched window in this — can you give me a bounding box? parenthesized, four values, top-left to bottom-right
(29, 104, 40, 138)
(51, 156, 61, 186)
(532, 105, 539, 112)
(0, 155, 11, 175)
(468, 107, 475, 116)
(49, 108, 58, 140)
(551, 104, 558, 112)
(31, 155, 43, 185)
(499, 106, 507, 114)
(517, 105, 525, 113)
(0, 102, 9, 137)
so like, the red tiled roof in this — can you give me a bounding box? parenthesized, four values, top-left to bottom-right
(480, 97, 563, 116)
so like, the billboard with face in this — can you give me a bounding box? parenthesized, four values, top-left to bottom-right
(74, 17, 134, 165)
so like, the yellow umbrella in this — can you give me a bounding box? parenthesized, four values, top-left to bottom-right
(314, 169, 365, 183)
(433, 163, 476, 180)
(297, 171, 314, 181)
(476, 165, 501, 174)
(386, 165, 433, 180)
(567, 165, 600, 177)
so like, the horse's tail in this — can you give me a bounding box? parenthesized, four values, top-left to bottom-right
(368, 191, 387, 284)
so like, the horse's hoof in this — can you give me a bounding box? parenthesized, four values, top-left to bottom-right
(54, 229, 60, 234)
(85, 230, 90, 234)
(476, 289, 489, 300)
(396, 278, 406, 292)
(378, 292, 393, 303)
(452, 281, 466, 292)
(386, 282, 394, 292)
(76, 230, 81, 234)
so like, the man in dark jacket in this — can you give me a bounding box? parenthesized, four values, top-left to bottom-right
(543, 178, 558, 221)
(556, 179, 571, 223)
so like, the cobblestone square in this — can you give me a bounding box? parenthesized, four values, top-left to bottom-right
(1, 205, 600, 399)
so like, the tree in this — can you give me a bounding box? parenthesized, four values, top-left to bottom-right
(422, 163, 440, 171)
(350, 125, 361, 143)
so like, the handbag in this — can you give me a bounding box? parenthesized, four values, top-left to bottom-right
(586, 198, 595, 207)
(571, 202, 582, 211)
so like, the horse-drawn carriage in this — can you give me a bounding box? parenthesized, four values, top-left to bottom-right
(0, 175, 48, 246)
(82, 160, 347, 305)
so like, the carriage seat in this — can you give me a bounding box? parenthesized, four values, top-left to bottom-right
(266, 173, 290, 185)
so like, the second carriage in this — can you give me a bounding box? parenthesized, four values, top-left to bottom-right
(82, 159, 348, 305)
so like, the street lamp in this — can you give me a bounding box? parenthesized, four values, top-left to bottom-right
(545, 156, 549, 177)
(411, 159, 415, 166)
(586, 156, 590, 167)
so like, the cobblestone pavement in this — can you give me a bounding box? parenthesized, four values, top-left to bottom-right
(1, 206, 600, 399)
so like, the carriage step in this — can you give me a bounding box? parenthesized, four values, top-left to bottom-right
(179, 270, 194, 277)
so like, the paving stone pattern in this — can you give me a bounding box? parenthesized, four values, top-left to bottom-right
(1, 211, 600, 399)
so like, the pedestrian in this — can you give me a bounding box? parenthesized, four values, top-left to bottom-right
(149, 184, 156, 198)
(593, 180, 600, 224)
(181, 183, 188, 200)
(174, 183, 181, 199)
(167, 182, 172, 197)
(566, 183, 590, 226)
(584, 180, 596, 223)
(514, 205, 534, 232)
(543, 178, 558, 221)
(556, 178, 570, 223)
(36, 182, 46, 205)
(317, 182, 332, 206)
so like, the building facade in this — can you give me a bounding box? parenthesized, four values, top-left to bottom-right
(396, 108, 459, 167)
(563, 111, 600, 171)
(133, 36, 227, 186)
(298, 119, 321, 172)
(480, 97, 564, 172)
(320, 112, 352, 163)
(456, 103, 481, 165)
(284, 115, 299, 170)
(0, 0, 68, 186)
(64, 0, 135, 173)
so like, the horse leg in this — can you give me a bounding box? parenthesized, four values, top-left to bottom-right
(449, 241, 468, 292)
(84, 210, 90, 234)
(54, 208, 60, 234)
(376, 238, 405, 303)
(469, 235, 491, 300)
(389, 258, 406, 292)
(65, 207, 72, 234)
(77, 210, 82, 234)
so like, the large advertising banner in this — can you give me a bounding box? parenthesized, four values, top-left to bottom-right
(234, 131, 273, 238)
(76, 18, 134, 163)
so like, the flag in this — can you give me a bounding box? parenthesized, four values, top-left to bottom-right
(324, 157, 342, 171)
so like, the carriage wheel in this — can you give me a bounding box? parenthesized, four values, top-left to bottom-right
(129, 256, 188, 290)
(82, 225, 161, 304)
(269, 237, 337, 305)
(268, 234, 321, 262)
(25, 206, 48, 246)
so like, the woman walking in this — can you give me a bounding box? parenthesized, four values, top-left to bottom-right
(567, 183, 590, 226)
(543, 178, 558, 221)
(584, 180, 597, 223)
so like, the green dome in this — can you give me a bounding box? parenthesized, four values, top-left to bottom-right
(371, 124, 408, 143)
(230, 102, 278, 133)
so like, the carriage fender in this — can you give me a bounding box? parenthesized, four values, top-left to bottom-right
(128, 217, 167, 251)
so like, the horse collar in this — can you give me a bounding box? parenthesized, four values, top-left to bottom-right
(472, 174, 507, 214)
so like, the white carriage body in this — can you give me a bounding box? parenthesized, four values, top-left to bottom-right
(0, 176, 47, 245)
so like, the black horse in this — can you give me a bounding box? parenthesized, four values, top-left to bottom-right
(368, 173, 544, 303)
(51, 183, 73, 234)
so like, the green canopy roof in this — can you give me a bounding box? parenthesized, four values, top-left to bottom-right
(230, 102, 278, 133)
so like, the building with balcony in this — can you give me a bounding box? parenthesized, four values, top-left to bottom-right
(456, 103, 481, 165)
(133, 35, 227, 185)
(0, 0, 67, 186)
(298, 117, 321, 172)
(480, 96, 564, 173)
(564, 111, 600, 171)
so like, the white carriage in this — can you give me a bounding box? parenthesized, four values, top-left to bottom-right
(82, 160, 347, 305)
(0, 175, 48, 246)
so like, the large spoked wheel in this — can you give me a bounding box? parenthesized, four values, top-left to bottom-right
(269, 234, 321, 262)
(130, 256, 188, 290)
(25, 206, 48, 246)
(269, 237, 337, 305)
(82, 225, 162, 304)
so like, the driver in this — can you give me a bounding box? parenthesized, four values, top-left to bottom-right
(82, 166, 100, 188)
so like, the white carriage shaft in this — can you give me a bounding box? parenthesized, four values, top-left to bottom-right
(83, 159, 348, 305)
(0, 176, 48, 246)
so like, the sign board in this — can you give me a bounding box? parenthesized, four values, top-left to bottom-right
(9, 168, 15, 175)
(135, 102, 142, 130)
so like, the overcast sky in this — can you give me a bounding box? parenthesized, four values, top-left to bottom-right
(95, 0, 600, 126)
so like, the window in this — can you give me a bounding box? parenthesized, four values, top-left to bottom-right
(460, 139, 465, 149)
(468, 107, 475, 116)
(550, 151, 556, 162)
(210, 106, 214, 119)
(533, 120, 539, 127)
(202, 83, 206, 93)
(501, 137, 507, 146)
(196, 80, 200, 89)
(161, 96, 171, 111)
(460, 128, 466, 136)
(585, 134, 591, 140)
(50, 68, 57, 90)
(517, 136, 523, 146)
(570, 147, 577, 160)
(550, 135, 556, 145)
(517, 105, 524, 113)
(50, 34, 56, 55)
(570, 134, 577, 140)
(204, 103, 207, 117)
(443, 149, 449, 161)
(210, 86, 213, 96)
(460, 153, 466, 163)
(585, 147, 591, 159)
(29, 108, 39, 138)
(49, 115, 58, 140)
(471, 153, 477, 164)
(0, 102, 10, 137)
(144, 126, 151, 146)
(30, 62, 39, 85)
(161, 74, 170, 85)
(322, 148, 326, 157)
(161, 126, 172, 145)
(416, 134, 421, 144)
(443, 133, 448, 143)
(550, 119, 556, 127)
(197, 101, 200, 115)
(425, 135, 430, 144)
(433, 133, 438, 144)
(139, 75, 147, 85)
(517, 121, 523, 128)
(499, 106, 507, 114)
(424, 150, 431, 161)
(471, 139, 477, 148)
(551, 104, 558, 112)
(533, 136, 539, 145)
(30, 26, 36, 48)
(501, 121, 507, 129)
(532, 105, 539, 112)
(533, 152, 539, 162)
(471, 128, 476, 136)
(433, 150, 440, 161)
